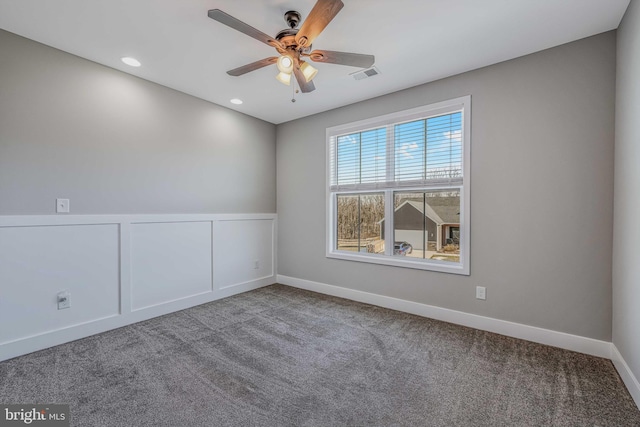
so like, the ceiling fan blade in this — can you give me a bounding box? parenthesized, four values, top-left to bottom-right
(227, 57, 278, 76)
(309, 50, 375, 68)
(295, 0, 344, 48)
(208, 9, 283, 49)
(293, 65, 316, 93)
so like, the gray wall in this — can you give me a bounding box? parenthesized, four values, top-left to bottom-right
(277, 32, 616, 341)
(614, 2, 640, 382)
(0, 29, 276, 215)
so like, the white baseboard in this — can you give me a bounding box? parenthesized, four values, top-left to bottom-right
(611, 345, 640, 408)
(277, 275, 611, 359)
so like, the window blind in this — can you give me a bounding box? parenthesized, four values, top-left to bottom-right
(333, 127, 387, 187)
(330, 111, 463, 191)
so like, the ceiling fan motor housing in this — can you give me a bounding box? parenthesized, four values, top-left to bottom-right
(277, 11, 303, 49)
(275, 28, 311, 52)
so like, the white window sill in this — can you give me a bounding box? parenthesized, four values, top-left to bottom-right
(326, 250, 469, 275)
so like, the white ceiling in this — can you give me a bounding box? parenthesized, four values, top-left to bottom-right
(0, 0, 630, 124)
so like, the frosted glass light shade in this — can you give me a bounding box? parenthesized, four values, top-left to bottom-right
(276, 71, 291, 86)
(300, 62, 318, 82)
(276, 55, 293, 73)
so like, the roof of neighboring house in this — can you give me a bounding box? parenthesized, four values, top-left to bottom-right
(378, 196, 460, 225)
(401, 197, 460, 224)
(427, 196, 461, 224)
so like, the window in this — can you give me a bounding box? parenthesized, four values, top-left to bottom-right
(326, 96, 470, 275)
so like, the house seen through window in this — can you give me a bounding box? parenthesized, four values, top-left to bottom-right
(327, 96, 470, 275)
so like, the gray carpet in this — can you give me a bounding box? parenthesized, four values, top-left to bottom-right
(1, 284, 638, 426)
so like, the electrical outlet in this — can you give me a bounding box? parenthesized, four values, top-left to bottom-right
(57, 291, 70, 310)
(476, 286, 486, 300)
(253, 260, 260, 270)
(56, 198, 70, 213)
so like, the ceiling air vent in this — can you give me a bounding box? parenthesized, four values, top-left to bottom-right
(351, 66, 380, 81)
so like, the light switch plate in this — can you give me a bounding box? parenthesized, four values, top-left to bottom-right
(56, 198, 70, 213)
(476, 286, 486, 300)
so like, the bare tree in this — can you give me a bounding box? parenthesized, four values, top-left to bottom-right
(337, 194, 384, 240)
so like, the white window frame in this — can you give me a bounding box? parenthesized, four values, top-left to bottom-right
(326, 96, 471, 275)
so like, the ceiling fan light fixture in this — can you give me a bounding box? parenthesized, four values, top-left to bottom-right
(275, 71, 292, 86)
(300, 61, 318, 82)
(276, 55, 294, 73)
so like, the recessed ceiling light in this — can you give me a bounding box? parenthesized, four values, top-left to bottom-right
(230, 99, 243, 105)
(121, 57, 141, 67)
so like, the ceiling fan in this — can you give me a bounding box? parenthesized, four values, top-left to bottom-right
(207, 0, 375, 93)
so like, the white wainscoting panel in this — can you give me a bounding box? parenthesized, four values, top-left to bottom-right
(0, 214, 276, 362)
(131, 221, 213, 311)
(0, 224, 120, 344)
(214, 219, 275, 289)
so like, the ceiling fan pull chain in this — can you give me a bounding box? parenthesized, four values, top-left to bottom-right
(291, 78, 296, 103)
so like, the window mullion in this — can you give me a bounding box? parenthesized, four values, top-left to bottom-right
(423, 119, 427, 181)
(384, 124, 394, 256)
(357, 195, 361, 254)
(422, 192, 426, 259)
(333, 136, 338, 186)
(386, 124, 394, 185)
(384, 190, 393, 256)
(358, 133, 362, 184)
